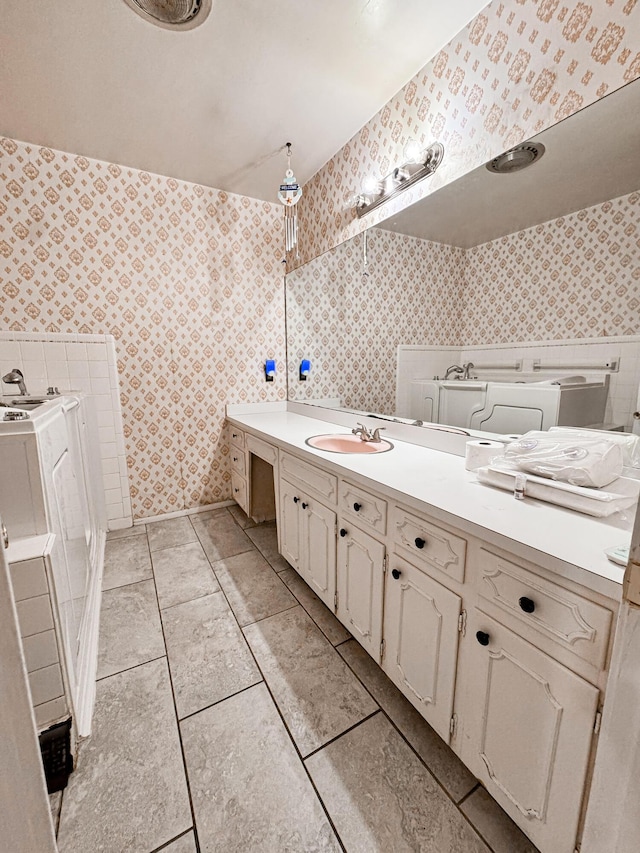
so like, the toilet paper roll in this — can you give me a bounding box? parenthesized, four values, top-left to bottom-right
(465, 439, 506, 471)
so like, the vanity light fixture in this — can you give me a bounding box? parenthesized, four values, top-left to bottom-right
(264, 359, 276, 382)
(355, 141, 444, 218)
(299, 359, 311, 381)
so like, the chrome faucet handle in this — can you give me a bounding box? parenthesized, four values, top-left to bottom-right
(371, 427, 386, 442)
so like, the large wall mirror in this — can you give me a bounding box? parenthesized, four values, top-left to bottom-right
(285, 80, 640, 437)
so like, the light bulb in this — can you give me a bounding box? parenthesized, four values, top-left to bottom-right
(403, 139, 423, 164)
(362, 175, 382, 196)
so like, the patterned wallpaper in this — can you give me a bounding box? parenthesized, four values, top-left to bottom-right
(461, 190, 640, 344)
(287, 190, 640, 412)
(294, 0, 640, 269)
(0, 138, 286, 519)
(286, 229, 465, 413)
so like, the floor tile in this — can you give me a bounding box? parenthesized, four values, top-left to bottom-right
(280, 567, 350, 646)
(181, 683, 340, 853)
(306, 713, 491, 853)
(106, 524, 146, 541)
(152, 541, 219, 610)
(162, 592, 261, 719)
(212, 550, 296, 627)
(97, 580, 165, 680)
(228, 504, 258, 529)
(57, 659, 191, 853)
(338, 639, 476, 802)
(192, 511, 253, 562)
(461, 786, 539, 853)
(147, 516, 198, 552)
(245, 522, 279, 559)
(267, 553, 293, 573)
(244, 606, 377, 756)
(102, 536, 152, 591)
(156, 830, 197, 852)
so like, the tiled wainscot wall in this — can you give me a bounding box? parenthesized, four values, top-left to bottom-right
(0, 330, 131, 527)
(0, 138, 286, 520)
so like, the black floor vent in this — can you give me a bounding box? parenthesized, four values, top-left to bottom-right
(39, 718, 73, 793)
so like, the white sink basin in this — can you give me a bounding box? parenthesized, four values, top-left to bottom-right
(305, 434, 394, 454)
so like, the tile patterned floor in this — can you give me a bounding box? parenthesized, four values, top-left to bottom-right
(55, 506, 539, 853)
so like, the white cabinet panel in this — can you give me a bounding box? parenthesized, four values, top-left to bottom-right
(305, 499, 336, 607)
(460, 610, 599, 853)
(279, 477, 336, 612)
(383, 556, 461, 741)
(279, 478, 302, 571)
(337, 524, 384, 660)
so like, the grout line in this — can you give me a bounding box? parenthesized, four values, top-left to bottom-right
(149, 828, 195, 852)
(95, 654, 167, 683)
(147, 538, 201, 555)
(177, 679, 265, 724)
(456, 783, 480, 807)
(184, 525, 350, 853)
(102, 574, 154, 593)
(301, 709, 381, 762)
(144, 531, 203, 853)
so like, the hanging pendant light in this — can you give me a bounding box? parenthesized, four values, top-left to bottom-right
(278, 143, 302, 255)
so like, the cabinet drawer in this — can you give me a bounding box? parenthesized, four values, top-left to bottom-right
(339, 480, 387, 536)
(246, 434, 278, 467)
(230, 448, 246, 477)
(280, 452, 337, 504)
(478, 549, 613, 669)
(231, 472, 248, 514)
(392, 506, 466, 584)
(229, 426, 245, 449)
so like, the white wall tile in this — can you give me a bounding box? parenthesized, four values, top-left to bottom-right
(16, 594, 54, 637)
(22, 630, 59, 672)
(28, 663, 64, 706)
(9, 557, 48, 602)
(34, 696, 68, 731)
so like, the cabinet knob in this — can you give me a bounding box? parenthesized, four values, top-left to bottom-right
(519, 596, 536, 614)
(391, 568, 401, 580)
(293, 496, 299, 503)
(301, 502, 309, 510)
(232, 433, 238, 438)
(234, 488, 239, 494)
(415, 537, 426, 549)
(233, 456, 238, 462)
(476, 630, 490, 646)
(353, 502, 362, 512)
(339, 528, 348, 537)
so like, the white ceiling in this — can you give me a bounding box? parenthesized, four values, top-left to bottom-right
(380, 80, 640, 248)
(0, 0, 488, 202)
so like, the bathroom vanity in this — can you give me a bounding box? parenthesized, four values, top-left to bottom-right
(226, 403, 631, 853)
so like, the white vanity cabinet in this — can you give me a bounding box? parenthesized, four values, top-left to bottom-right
(336, 522, 385, 661)
(278, 453, 338, 611)
(227, 415, 620, 853)
(458, 609, 600, 853)
(383, 554, 462, 742)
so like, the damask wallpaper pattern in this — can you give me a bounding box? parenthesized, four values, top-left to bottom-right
(0, 137, 286, 518)
(287, 190, 639, 412)
(295, 0, 640, 268)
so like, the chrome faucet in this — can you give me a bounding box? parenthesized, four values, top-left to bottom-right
(444, 364, 464, 380)
(462, 361, 475, 380)
(2, 368, 28, 396)
(352, 422, 386, 443)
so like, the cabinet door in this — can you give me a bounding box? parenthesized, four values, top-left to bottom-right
(459, 610, 599, 853)
(336, 523, 385, 660)
(279, 478, 302, 572)
(301, 499, 336, 612)
(383, 556, 462, 742)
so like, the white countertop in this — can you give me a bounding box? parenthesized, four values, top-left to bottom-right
(227, 408, 635, 599)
